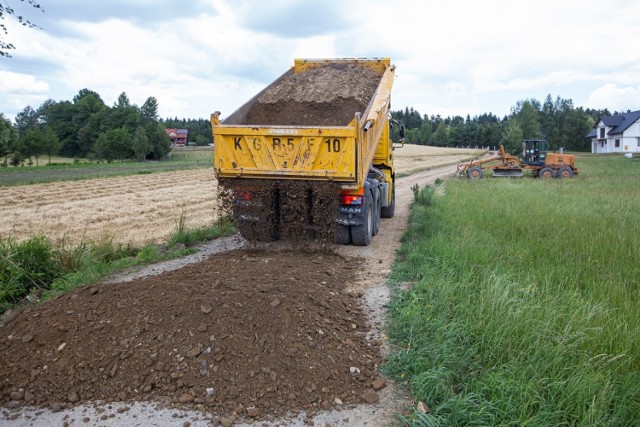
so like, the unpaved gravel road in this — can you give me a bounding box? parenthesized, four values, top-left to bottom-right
(1, 164, 458, 427)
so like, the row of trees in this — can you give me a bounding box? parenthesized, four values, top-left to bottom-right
(392, 95, 609, 153)
(0, 92, 615, 167)
(1, 89, 172, 166)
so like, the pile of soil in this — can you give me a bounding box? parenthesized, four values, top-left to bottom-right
(240, 63, 382, 126)
(0, 249, 384, 422)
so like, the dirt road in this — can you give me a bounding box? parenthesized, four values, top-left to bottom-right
(0, 164, 458, 427)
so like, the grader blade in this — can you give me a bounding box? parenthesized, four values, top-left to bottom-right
(492, 168, 523, 178)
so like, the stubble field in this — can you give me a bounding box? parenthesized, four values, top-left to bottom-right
(0, 146, 483, 246)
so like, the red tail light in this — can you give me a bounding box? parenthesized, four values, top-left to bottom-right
(341, 194, 363, 205)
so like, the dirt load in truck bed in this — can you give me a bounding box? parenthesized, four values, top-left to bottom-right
(238, 63, 382, 126)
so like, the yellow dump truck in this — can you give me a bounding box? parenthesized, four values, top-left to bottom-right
(211, 58, 403, 246)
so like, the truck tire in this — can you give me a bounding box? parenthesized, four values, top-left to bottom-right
(381, 185, 395, 218)
(539, 167, 555, 179)
(372, 187, 381, 236)
(351, 190, 373, 246)
(556, 166, 574, 178)
(467, 166, 483, 179)
(335, 224, 351, 245)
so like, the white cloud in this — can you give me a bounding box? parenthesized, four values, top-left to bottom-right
(2, 0, 640, 121)
(587, 84, 640, 112)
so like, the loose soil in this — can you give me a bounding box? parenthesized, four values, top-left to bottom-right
(0, 249, 383, 422)
(228, 63, 382, 126)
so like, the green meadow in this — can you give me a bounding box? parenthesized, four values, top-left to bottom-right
(387, 155, 640, 426)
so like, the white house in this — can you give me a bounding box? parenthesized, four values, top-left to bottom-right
(587, 110, 640, 154)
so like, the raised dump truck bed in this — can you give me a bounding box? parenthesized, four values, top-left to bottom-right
(211, 58, 400, 246)
(212, 58, 394, 189)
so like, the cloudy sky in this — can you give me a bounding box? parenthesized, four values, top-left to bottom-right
(2, 0, 640, 122)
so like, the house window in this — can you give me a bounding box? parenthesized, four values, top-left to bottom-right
(615, 139, 620, 148)
(637, 138, 640, 147)
(599, 128, 605, 138)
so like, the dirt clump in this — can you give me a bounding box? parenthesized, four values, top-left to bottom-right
(228, 63, 382, 126)
(0, 248, 382, 421)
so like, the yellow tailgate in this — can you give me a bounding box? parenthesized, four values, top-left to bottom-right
(212, 120, 358, 182)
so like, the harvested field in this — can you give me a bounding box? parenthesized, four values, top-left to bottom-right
(0, 169, 218, 246)
(0, 146, 484, 246)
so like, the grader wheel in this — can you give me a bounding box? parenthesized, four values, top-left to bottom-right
(467, 166, 483, 179)
(557, 166, 574, 179)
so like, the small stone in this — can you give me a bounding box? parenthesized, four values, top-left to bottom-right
(68, 391, 79, 403)
(206, 387, 215, 396)
(320, 400, 332, 410)
(116, 391, 127, 400)
(186, 343, 204, 358)
(247, 407, 261, 417)
(57, 342, 67, 352)
(270, 299, 281, 308)
(197, 323, 208, 332)
(183, 422, 192, 427)
(371, 378, 386, 391)
(349, 367, 360, 374)
(21, 334, 34, 343)
(417, 401, 430, 414)
(24, 391, 35, 402)
(89, 287, 99, 295)
(82, 417, 90, 423)
(333, 397, 343, 406)
(50, 402, 62, 412)
(361, 390, 379, 404)
(220, 417, 234, 427)
(10, 391, 25, 401)
(201, 303, 213, 314)
(179, 393, 194, 403)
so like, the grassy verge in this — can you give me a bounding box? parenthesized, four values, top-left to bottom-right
(0, 218, 235, 315)
(385, 154, 640, 425)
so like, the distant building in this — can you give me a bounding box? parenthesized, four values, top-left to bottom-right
(586, 110, 640, 153)
(166, 128, 188, 146)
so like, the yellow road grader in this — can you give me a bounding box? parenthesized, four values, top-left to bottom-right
(457, 139, 579, 179)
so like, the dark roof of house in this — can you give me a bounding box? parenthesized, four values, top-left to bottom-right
(586, 129, 597, 138)
(589, 110, 640, 138)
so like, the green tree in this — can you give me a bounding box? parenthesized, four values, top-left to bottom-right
(0, 113, 17, 165)
(146, 123, 171, 160)
(432, 122, 449, 146)
(513, 99, 541, 139)
(17, 128, 45, 165)
(42, 127, 61, 163)
(132, 126, 151, 162)
(92, 128, 132, 162)
(500, 119, 524, 153)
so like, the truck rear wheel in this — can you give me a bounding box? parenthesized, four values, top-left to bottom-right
(372, 187, 381, 236)
(351, 190, 373, 246)
(381, 185, 395, 218)
(335, 224, 351, 245)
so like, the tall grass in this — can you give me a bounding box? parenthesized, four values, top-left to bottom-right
(0, 218, 235, 314)
(386, 155, 640, 426)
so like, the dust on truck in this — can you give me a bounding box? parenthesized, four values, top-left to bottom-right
(211, 58, 403, 246)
